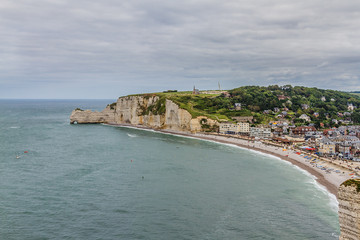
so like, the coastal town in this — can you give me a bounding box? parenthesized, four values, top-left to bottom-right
(218, 117, 360, 162)
(189, 86, 360, 164)
(213, 98, 360, 179)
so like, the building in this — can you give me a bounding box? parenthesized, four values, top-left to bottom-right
(250, 127, 272, 139)
(269, 121, 289, 128)
(219, 122, 250, 134)
(223, 92, 231, 98)
(237, 122, 250, 133)
(348, 103, 355, 111)
(201, 90, 227, 95)
(219, 122, 237, 134)
(301, 104, 309, 110)
(231, 116, 253, 123)
(192, 86, 199, 95)
(318, 137, 336, 156)
(273, 127, 284, 136)
(291, 126, 317, 136)
(277, 95, 290, 100)
(263, 110, 272, 114)
(234, 103, 242, 110)
(299, 114, 311, 122)
(305, 131, 323, 139)
(337, 143, 352, 157)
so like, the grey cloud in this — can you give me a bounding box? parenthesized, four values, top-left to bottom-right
(1, 0, 360, 98)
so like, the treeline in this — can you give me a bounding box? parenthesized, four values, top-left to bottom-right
(228, 85, 360, 124)
(229, 85, 360, 111)
(158, 85, 360, 126)
(170, 85, 360, 125)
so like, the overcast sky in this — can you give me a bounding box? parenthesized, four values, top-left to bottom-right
(1, 0, 360, 99)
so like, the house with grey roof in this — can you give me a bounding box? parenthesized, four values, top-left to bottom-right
(299, 114, 311, 122)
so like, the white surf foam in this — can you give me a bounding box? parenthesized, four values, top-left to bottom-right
(127, 133, 138, 138)
(103, 124, 156, 133)
(10, 126, 20, 129)
(311, 177, 339, 212)
(290, 164, 338, 212)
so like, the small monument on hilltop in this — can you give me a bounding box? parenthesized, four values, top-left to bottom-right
(193, 86, 199, 95)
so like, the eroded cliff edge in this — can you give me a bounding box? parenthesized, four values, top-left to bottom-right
(339, 179, 360, 240)
(70, 95, 218, 133)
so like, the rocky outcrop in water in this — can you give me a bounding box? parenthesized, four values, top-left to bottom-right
(338, 179, 360, 240)
(70, 107, 115, 124)
(70, 95, 218, 133)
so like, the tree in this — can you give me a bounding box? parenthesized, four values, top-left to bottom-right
(352, 112, 360, 124)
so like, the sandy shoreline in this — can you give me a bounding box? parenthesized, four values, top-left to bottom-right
(105, 123, 353, 198)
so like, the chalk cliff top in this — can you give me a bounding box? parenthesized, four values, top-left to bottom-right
(341, 179, 360, 192)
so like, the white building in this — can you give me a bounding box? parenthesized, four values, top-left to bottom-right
(234, 103, 242, 110)
(237, 122, 250, 133)
(219, 122, 238, 134)
(219, 122, 250, 134)
(348, 103, 355, 111)
(250, 127, 272, 139)
(301, 104, 309, 110)
(299, 114, 311, 122)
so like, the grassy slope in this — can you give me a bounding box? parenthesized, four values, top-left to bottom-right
(350, 93, 360, 97)
(155, 92, 231, 121)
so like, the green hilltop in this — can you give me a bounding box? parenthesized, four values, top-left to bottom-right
(126, 85, 360, 127)
(341, 179, 360, 192)
(350, 92, 360, 97)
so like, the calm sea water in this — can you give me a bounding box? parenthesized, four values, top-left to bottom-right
(0, 100, 339, 239)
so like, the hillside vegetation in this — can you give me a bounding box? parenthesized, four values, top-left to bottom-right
(131, 85, 360, 127)
(157, 91, 232, 121)
(350, 92, 360, 97)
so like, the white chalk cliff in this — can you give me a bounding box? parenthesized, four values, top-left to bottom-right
(338, 179, 360, 240)
(70, 95, 218, 133)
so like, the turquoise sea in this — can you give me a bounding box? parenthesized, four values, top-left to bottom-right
(0, 100, 339, 239)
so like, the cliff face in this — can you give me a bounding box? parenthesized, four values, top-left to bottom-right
(338, 180, 360, 240)
(70, 95, 218, 133)
(114, 96, 164, 127)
